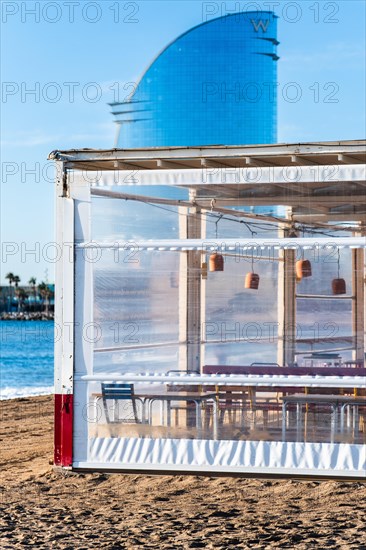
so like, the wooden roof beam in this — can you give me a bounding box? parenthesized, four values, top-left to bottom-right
(208, 205, 288, 225)
(91, 188, 192, 207)
(157, 159, 190, 169)
(295, 214, 366, 223)
(113, 160, 147, 170)
(292, 204, 330, 214)
(245, 157, 273, 167)
(201, 158, 232, 168)
(291, 155, 320, 166)
(338, 154, 364, 164)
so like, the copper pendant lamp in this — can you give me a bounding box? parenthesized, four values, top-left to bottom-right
(245, 252, 259, 289)
(296, 259, 312, 279)
(209, 253, 224, 272)
(209, 216, 224, 272)
(332, 250, 346, 295)
(245, 272, 260, 289)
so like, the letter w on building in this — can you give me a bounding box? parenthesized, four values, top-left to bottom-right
(251, 19, 270, 32)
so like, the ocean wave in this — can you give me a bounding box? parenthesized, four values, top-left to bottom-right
(0, 386, 54, 400)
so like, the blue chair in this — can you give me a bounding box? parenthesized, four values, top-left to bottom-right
(101, 383, 143, 424)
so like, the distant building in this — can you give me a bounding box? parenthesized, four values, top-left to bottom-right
(112, 11, 279, 148)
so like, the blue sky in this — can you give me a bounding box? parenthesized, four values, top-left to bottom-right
(1, 0, 365, 284)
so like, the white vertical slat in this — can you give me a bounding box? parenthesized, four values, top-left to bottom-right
(54, 163, 74, 397)
(72, 181, 93, 465)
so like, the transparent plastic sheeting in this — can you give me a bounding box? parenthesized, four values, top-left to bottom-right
(81, 190, 365, 475)
(92, 193, 179, 374)
(93, 248, 180, 374)
(85, 374, 365, 453)
(91, 191, 354, 375)
(81, 439, 366, 478)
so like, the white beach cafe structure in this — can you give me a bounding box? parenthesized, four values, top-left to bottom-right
(51, 141, 366, 478)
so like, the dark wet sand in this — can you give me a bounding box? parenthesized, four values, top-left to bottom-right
(1, 395, 366, 549)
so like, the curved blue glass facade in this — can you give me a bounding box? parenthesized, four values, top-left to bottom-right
(114, 12, 278, 148)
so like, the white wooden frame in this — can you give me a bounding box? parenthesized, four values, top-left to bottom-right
(53, 141, 366, 477)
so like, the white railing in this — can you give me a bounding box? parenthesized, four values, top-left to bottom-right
(79, 372, 366, 389)
(76, 236, 366, 251)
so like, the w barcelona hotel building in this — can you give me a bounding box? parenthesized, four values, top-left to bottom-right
(111, 11, 279, 147)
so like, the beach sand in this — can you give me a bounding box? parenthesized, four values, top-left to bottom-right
(1, 396, 366, 549)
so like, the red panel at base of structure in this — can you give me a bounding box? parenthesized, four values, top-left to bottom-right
(54, 393, 73, 467)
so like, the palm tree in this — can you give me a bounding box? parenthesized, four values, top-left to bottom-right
(29, 277, 37, 311)
(5, 272, 15, 312)
(38, 281, 52, 316)
(12, 275, 21, 312)
(15, 287, 27, 312)
(5, 272, 14, 286)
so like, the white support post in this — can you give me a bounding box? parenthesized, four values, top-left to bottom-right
(54, 162, 74, 467)
(71, 175, 93, 465)
(187, 206, 203, 373)
(277, 221, 297, 366)
(178, 202, 203, 372)
(54, 162, 74, 399)
(178, 207, 188, 371)
(352, 243, 365, 364)
(200, 212, 207, 372)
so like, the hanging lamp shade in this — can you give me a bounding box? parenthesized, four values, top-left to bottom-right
(332, 278, 346, 295)
(209, 253, 224, 272)
(296, 259, 312, 279)
(245, 272, 260, 290)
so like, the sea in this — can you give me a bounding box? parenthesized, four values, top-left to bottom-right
(0, 321, 54, 400)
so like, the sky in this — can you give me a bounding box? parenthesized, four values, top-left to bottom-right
(1, 0, 365, 285)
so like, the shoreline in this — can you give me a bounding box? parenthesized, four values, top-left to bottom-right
(1, 395, 366, 548)
(0, 313, 54, 321)
(0, 388, 54, 401)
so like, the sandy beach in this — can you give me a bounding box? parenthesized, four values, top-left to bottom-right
(1, 395, 366, 549)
